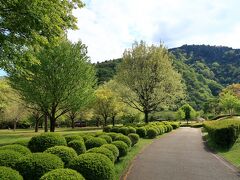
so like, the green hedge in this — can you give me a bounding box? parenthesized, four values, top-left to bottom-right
(68, 140, 86, 155)
(101, 144, 119, 162)
(111, 141, 128, 159)
(85, 137, 107, 150)
(136, 127, 146, 138)
(87, 147, 115, 163)
(203, 120, 240, 148)
(65, 135, 84, 144)
(44, 146, 77, 165)
(128, 133, 139, 146)
(28, 133, 67, 152)
(115, 135, 132, 148)
(0, 144, 31, 156)
(40, 168, 85, 180)
(0, 166, 23, 180)
(0, 150, 22, 168)
(147, 128, 158, 139)
(98, 135, 112, 143)
(68, 153, 115, 180)
(16, 153, 64, 180)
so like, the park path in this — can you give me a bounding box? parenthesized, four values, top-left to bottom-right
(125, 127, 240, 180)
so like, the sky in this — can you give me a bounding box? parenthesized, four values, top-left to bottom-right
(67, 0, 240, 63)
(1, 0, 240, 76)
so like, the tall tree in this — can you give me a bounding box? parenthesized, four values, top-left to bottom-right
(116, 41, 185, 123)
(8, 40, 96, 132)
(0, 0, 84, 70)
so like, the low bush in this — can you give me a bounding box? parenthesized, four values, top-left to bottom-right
(13, 139, 30, 147)
(101, 144, 119, 161)
(85, 137, 107, 150)
(68, 153, 115, 180)
(111, 141, 128, 159)
(98, 135, 112, 143)
(118, 127, 129, 135)
(128, 133, 140, 146)
(115, 135, 132, 148)
(110, 127, 119, 133)
(128, 127, 136, 133)
(65, 135, 84, 144)
(68, 140, 86, 155)
(28, 133, 67, 152)
(106, 132, 118, 140)
(0, 166, 23, 180)
(136, 127, 146, 138)
(80, 134, 94, 142)
(16, 153, 64, 180)
(170, 122, 180, 129)
(0, 150, 22, 168)
(40, 168, 85, 180)
(147, 128, 158, 139)
(0, 144, 31, 156)
(103, 126, 112, 132)
(44, 146, 77, 165)
(204, 120, 240, 148)
(87, 147, 114, 163)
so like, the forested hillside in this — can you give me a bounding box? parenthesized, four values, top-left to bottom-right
(95, 45, 240, 110)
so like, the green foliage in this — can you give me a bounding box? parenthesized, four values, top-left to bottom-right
(13, 139, 30, 147)
(136, 127, 147, 138)
(15, 153, 64, 180)
(44, 146, 77, 165)
(112, 141, 128, 158)
(219, 92, 239, 115)
(87, 147, 115, 163)
(128, 127, 136, 133)
(101, 144, 119, 161)
(40, 168, 85, 180)
(98, 135, 112, 143)
(0, 166, 23, 180)
(103, 126, 112, 132)
(147, 128, 158, 139)
(68, 140, 86, 155)
(65, 135, 84, 144)
(0, 150, 22, 168)
(106, 132, 119, 140)
(85, 137, 107, 150)
(28, 133, 67, 152)
(179, 104, 196, 122)
(128, 133, 140, 146)
(68, 153, 115, 180)
(115, 134, 132, 148)
(204, 120, 240, 148)
(169, 122, 180, 129)
(0, 144, 31, 155)
(80, 134, 94, 142)
(119, 127, 129, 135)
(110, 127, 119, 133)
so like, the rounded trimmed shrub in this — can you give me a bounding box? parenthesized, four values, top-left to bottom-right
(68, 140, 86, 155)
(119, 127, 129, 135)
(28, 133, 67, 152)
(110, 127, 119, 133)
(14, 139, 30, 147)
(44, 146, 77, 165)
(111, 141, 128, 159)
(101, 144, 119, 161)
(0, 150, 22, 168)
(128, 127, 136, 133)
(0, 144, 31, 156)
(87, 147, 114, 163)
(65, 135, 84, 144)
(15, 153, 64, 180)
(99, 135, 112, 143)
(68, 153, 115, 180)
(0, 166, 23, 180)
(106, 132, 118, 140)
(40, 168, 85, 180)
(128, 133, 140, 146)
(147, 128, 158, 139)
(103, 126, 112, 132)
(115, 135, 132, 148)
(85, 137, 107, 150)
(136, 127, 147, 138)
(80, 134, 94, 142)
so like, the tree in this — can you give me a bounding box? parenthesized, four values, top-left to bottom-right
(179, 104, 196, 124)
(8, 40, 96, 132)
(219, 92, 239, 116)
(0, 0, 84, 70)
(116, 41, 185, 123)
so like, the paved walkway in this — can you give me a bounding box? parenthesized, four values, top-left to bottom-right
(125, 127, 240, 180)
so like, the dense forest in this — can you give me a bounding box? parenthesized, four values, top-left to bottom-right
(95, 45, 240, 110)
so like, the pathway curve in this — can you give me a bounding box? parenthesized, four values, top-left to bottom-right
(125, 127, 240, 180)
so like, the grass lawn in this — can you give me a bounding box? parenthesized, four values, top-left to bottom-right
(0, 127, 102, 146)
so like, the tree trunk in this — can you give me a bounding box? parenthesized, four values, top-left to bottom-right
(50, 117, 56, 132)
(44, 114, 48, 132)
(71, 118, 75, 129)
(35, 118, 40, 132)
(104, 117, 107, 127)
(144, 111, 149, 124)
(13, 119, 17, 131)
(112, 116, 115, 126)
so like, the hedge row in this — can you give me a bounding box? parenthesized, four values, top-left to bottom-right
(203, 120, 240, 148)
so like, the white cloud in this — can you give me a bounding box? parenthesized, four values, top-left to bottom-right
(67, 0, 240, 62)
